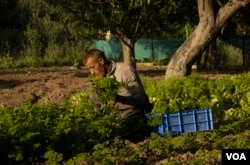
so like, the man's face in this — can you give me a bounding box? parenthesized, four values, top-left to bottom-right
(85, 57, 106, 77)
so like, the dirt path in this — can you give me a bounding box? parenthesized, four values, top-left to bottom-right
(0, 67, 92, 108)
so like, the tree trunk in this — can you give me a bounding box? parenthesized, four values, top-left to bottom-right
(120, 37, 137, 69)
(165, 0, 250, 79)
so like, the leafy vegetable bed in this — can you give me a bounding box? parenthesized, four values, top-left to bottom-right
(0, 71, 250, 164)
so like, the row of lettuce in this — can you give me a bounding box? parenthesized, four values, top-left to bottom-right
(0, 72, 250, 164)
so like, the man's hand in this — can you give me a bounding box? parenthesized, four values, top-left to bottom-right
(106, 95, 122, 106)
(115, 95, 126, 103)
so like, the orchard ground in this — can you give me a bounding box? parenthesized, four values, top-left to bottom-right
(0, 63, 247, 108)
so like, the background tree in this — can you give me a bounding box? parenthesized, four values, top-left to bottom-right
(0, 0, 28, 55)
(165, 0, 250, 79)
(1, 0, 250, 76)
(0, 0, 86, 67)
(221, 3, 250, 67)
(46, 0, 183, 68)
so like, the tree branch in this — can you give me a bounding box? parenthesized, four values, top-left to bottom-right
(216, 0, 250, 28)
(131, 15, 142, 43)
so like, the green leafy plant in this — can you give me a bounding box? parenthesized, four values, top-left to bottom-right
(1, 72, 250, 164)
(90, 76, 127, 104)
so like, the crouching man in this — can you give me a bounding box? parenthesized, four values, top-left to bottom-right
(83, 48, 153, 141)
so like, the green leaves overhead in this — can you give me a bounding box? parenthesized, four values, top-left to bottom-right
(45, 0, 187, 40)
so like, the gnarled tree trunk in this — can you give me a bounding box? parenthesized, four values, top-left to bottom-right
(165, 0, 250, 79)
(120, 37, 136, 69)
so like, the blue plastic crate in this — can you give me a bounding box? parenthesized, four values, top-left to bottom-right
(148, 108, 213, 136)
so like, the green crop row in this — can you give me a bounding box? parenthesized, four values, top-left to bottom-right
(0, 72, 250, 164)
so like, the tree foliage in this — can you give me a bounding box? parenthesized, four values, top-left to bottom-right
(47, 0, 181, 40)
(1, 0, 250, 76)
(45, 0, 187, 68)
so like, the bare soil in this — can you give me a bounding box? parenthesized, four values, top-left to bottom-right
(0, 65, 246, 108)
